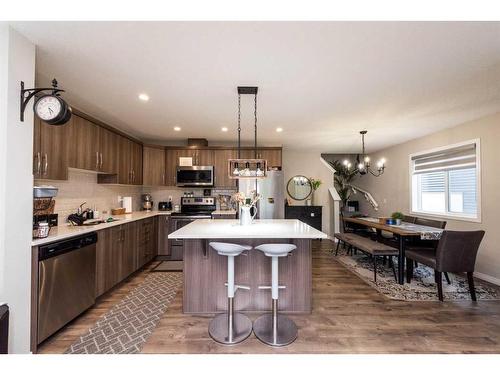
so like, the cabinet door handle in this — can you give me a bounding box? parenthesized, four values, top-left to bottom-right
(35, 152, 41, 175)
(43, 153, 48, 176)
(100, 152, 103, 169)
(162, 173, 165, 185)
(96, 151, 99, 169)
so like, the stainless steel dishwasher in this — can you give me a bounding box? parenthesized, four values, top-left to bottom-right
(38, 232, 97, 344)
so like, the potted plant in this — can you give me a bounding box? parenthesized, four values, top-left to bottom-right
(391, 211, 405, 225)
(232, 190, 261, 225)
(309, 178, 322, 206)
(328, 160, 358, 213)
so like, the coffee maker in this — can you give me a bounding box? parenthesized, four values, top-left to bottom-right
(141, 194, 153, 211)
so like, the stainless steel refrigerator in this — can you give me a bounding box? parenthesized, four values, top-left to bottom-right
(238, 170, 284, 219)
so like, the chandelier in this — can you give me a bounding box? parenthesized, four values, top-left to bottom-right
(343, 130, 386, 177)
(227, 86, 267, 179)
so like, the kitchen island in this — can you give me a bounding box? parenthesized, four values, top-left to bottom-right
(168, 219, 327, 314)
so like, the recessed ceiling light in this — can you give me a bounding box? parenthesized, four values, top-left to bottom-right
(221, 127, 228, 132)
(173, 126, 181, 131)
(276, 127, 283, 132)
(138, 93, 149, 101)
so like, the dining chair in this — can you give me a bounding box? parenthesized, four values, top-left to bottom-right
(407, 217, 448, 280)
(405, 230, 485, 301)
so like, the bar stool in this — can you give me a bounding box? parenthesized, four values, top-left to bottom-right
(253, 243, 298, 347)
(208, 242, 253, 345)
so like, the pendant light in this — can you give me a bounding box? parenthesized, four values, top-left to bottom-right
(228, 86, 267, 179)
(343, 130, 386, 177)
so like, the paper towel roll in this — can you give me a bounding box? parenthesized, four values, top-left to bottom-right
(122, 196, 132, 213)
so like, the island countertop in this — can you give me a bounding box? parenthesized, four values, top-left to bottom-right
(168, 219, 327, 239)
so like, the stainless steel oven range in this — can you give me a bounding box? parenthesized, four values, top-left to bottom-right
(168, 197, 216, 260)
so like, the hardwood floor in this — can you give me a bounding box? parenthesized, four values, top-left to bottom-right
(38, 240, 500, 354)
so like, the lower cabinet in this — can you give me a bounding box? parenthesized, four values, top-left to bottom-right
(285, 205, 323, 231)
(137, 217, 157, 267)
(157, 215, 171, 256)
(96, 218, 157, 298)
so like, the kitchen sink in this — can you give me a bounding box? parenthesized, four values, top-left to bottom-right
(82, 218, 121, 226)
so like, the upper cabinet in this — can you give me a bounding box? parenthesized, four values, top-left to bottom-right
(69, 115, 100, 172)
(33, 115, 73, 180)
(99, 127, 120, 174)
(213, 149, 238, 188)
(117, 137, 143, 185)
(143, 146, 166, 186)
(258, 148, 282, 169)
(70, 115, 121, 174)
(33, 110, 282, 187)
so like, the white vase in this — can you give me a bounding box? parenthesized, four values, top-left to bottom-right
(239, 205, 257, 225)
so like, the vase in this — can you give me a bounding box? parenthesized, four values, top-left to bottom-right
(240, 205, 257, 226)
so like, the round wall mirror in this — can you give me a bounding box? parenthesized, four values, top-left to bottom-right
(286, 175, 312, 201)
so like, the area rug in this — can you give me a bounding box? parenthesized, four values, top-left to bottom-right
(331, 247, 500, 301)
(151, 260, 183, 272)
(66, 272, 182, 354)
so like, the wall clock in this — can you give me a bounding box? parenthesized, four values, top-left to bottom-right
(20, 78, 72, 125)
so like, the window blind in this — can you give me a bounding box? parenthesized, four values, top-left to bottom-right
(411, 143, 476, 174)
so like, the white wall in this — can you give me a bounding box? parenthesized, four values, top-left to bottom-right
(282, 149, 336, 237)
(355, 112, 500, 285)
(0, 24, 35, 353)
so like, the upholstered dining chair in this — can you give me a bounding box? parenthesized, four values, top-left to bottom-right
(406, 217, 448, 281)
(405, 230, 485, 301)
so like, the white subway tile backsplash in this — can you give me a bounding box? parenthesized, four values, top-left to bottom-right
(36, 169, 237, 221)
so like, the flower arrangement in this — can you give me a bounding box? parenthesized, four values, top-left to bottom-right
(310, 178, 322, 191)
(232, 190, 261, 207)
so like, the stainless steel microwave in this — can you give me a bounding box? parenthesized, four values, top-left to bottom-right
(176, 166, 214, 186)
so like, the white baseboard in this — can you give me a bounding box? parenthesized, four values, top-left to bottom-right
(474, 271, 500, 286)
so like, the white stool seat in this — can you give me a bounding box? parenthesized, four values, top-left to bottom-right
(207, 241, 252, 345)
(255, 243, 296, 257)
(210, 242, 252, 256)
(253, 243, 298, 347)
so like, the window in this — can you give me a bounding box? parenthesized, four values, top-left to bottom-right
(410, 139, 480, 222)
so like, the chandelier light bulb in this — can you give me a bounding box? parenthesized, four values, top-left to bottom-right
(364, 156, 370, 163)
(358, 163, 364, 170)
(343, 159, 349, 166)
(380, 158, 386, 165)
(347, 163, 352, 169)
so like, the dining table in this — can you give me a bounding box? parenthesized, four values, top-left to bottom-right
(342, 217, 444, 284)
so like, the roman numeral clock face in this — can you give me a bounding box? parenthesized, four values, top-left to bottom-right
(34, 95, 63, 121)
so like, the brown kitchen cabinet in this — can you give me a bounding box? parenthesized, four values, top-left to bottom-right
(96, 222, 152, 296)
(95, 225, 122, 297)
(258, 148, 282, 169)
(33, 115, 73, 180)
(143, 145, 165, 186)
(120, 221, 138, 279)
(213, 149, 238, 187)
(239, 148, 282, 169)
(117, 137, 143, 185)
(157, 215, 171, 256)
(98, 127, 120, 174)
(70, 115, 100, 171)
(137, 217, 157, 267)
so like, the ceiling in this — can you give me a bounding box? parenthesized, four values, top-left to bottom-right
(10, 21, 500, 152)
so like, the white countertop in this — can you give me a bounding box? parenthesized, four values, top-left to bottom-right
(32, 210, 173, 246)
(168, 219, 327, 239)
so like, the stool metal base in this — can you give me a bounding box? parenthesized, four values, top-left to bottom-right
(253, 314, 298, 347)
(208, 312, 253, 345)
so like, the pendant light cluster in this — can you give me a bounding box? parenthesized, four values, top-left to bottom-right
(228, 86, 267, 179)
(343, 130, 386, 177)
